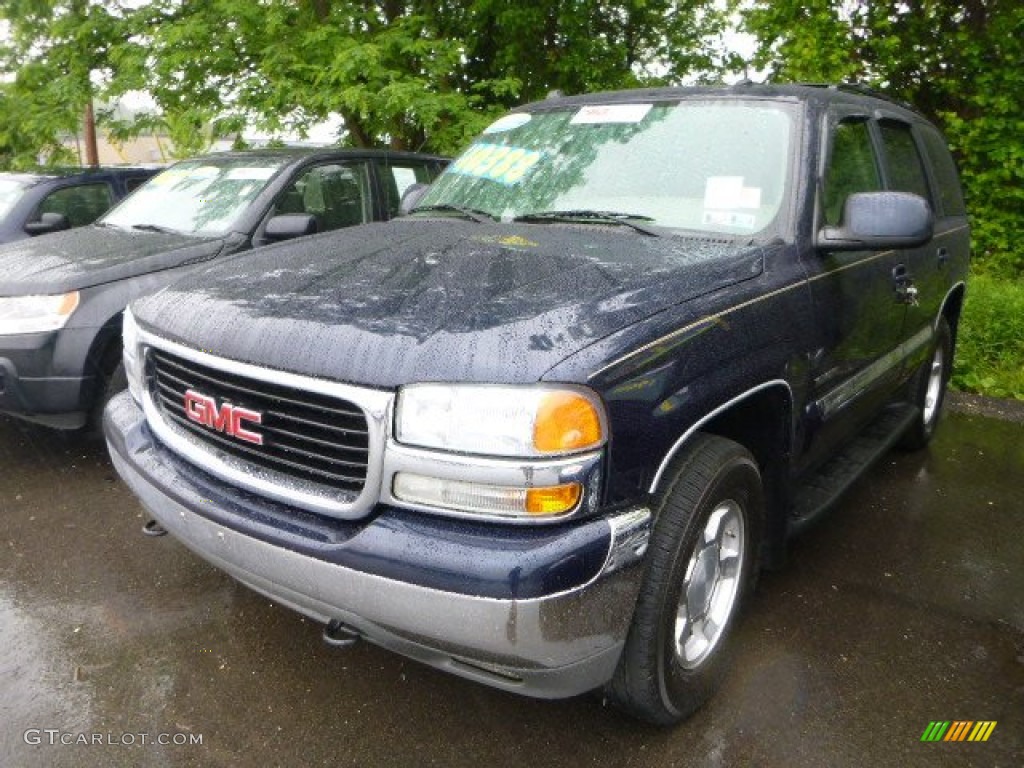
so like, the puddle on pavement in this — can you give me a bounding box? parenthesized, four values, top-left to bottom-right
(0, 590, 93, 757)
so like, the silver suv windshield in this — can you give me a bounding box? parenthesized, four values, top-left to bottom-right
(417, 99, 798, 238)
(102, 156, 290, 237)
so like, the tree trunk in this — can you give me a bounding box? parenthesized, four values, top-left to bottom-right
(84, 100, 99, 167)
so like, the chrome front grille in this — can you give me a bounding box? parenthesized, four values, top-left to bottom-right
(138, 333, 391, 519)
(149, 349, 370, 492)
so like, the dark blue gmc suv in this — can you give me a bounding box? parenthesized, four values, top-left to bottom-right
(105, 84, 969, 724)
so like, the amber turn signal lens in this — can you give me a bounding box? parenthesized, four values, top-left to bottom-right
(58, 291, 80, 316)
(532, 391, 603, 453)
(525, 483, 582, 516)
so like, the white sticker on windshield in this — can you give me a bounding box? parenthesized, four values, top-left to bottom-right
(150, 169, 187, 187)
(483, 113, 532, 134)
(570, 104, 652, 124)
(226, 167, 277, 181)
(702, 210, 757, 230)
(189, 165, 221, 179)
(704, 176, 762, 210)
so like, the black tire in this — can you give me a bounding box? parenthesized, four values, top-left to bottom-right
(897, 317, 952, 451)
(606, 434, 763, 725)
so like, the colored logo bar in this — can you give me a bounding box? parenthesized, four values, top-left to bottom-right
(921, 721, 997, 742)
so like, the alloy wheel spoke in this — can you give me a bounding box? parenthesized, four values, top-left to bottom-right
(718, 551, 741, 581)
(673, 498, 746, 668)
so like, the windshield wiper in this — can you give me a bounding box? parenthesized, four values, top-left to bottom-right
(130, 223, 182, 234)
(409, 204, 496, 223)
(512, 210, 663, 237)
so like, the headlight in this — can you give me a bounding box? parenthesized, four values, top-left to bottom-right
(395, 383, 606, 457)
(122, 307, 143, 404)
(0, 292, 79, 335)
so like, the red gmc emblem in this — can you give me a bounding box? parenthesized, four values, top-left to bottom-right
(183, 389, 264, 445)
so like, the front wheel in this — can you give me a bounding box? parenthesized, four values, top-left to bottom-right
(86, 359, 127, 436)
(898, 316, 952, 451)
(606, 434, 763, 725)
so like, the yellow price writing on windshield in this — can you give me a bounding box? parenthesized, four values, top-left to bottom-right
(451, 143, 542, 185)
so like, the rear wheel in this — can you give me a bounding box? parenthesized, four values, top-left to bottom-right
(606, 434, 763, 725)
(898, 317, 952, 451)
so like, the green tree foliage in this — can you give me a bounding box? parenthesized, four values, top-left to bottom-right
(0, 0, 116, 168)
(108, 0, 726, 153)
(0, 81, 76, 169)
(2, 1, 729, 162)
(744, 0, 1024, 279)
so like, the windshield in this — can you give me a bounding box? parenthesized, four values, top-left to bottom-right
(0, 177, 32, 220)
(418, 99, 797, 237)
(102, 157, 290, 236)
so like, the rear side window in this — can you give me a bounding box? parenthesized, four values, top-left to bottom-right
(878, 121, 932, 203)
(918, 126, 967, 216)
(381, 162, 439, 217)
(36, 183, 115, 227)
(824, 119, 881, 226)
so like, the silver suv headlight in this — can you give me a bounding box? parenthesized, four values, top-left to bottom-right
(0, 292, 79, 335)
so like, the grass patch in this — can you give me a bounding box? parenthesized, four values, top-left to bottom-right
(951, 273, 1024, 400)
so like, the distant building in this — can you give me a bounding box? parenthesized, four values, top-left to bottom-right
(61, 133, 171, 166)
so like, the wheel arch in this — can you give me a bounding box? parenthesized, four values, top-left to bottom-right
(649, 380, 795, 566)
(82, 310, 125, 400)
(938, 281, 966, 352)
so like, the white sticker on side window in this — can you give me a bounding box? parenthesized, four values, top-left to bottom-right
(570, 104, 653, 124)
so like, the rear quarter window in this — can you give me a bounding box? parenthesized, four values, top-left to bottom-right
(918, 125, 967, 217)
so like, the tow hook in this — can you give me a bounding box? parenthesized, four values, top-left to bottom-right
(323, 620, 361, 648)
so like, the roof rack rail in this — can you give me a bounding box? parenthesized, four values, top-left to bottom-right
(794, 82, 920, 114)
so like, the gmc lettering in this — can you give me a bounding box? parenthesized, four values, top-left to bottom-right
(183, 390, 264, 445)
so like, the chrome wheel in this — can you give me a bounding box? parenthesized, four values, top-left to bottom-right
(922, 344, 945, 425)
(897, 317, 952, 452)
(674, 499, 745, 669)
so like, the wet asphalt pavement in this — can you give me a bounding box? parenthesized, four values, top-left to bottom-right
(1, 404, 1021, 767)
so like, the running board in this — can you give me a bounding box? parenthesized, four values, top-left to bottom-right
(789, 404, 918, 535)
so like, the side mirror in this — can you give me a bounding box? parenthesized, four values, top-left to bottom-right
(24, 212, 71, 236)
(817, 191, 933, 251)
(265, 213, 318, 241)
(398, 183, 430, 216)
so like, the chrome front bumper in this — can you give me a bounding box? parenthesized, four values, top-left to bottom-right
(105, 391, 651, 698)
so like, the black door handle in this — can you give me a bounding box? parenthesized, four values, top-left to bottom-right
(937, 247, 950, 265)
(892, 263, 908, 282)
